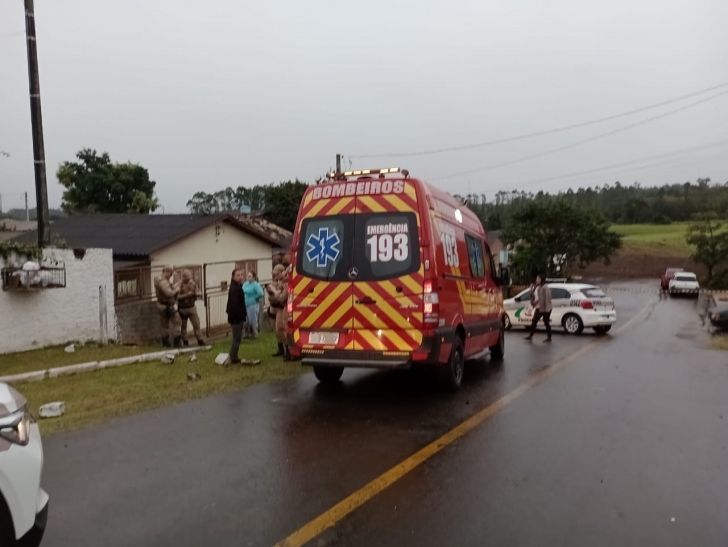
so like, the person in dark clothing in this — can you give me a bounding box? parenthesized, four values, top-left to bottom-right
(226, 268, 247, 364)
(525, 275, 552, 343)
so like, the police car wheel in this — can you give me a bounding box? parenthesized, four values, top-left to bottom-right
(562, 314, 584, 335)
(593, 325, 611, 335)
(443, 335, 465, 391)
(313, 366, 344, 383)
(504, 314, 512, 331)
(0, 496, 15, 546)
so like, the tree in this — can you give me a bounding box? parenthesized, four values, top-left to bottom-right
(501, 198, 621, 281)
(57, 149, 159, 214)
(187, 180, 309, 232)
(685, 213, 728, 282)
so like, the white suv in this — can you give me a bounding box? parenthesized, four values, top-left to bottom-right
(669, 272, 700, 297)
(0, 383, 48, 546)
(504, 283, 617, 335)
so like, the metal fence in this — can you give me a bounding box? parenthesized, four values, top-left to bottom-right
(203, 259, 273, 337)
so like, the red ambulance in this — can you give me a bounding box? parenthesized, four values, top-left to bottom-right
(286, 168, 506, 390)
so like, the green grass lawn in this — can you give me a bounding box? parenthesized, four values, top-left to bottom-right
(11, 333, 306, 435)
(611, 223, 693, 257)
(0, 342, 166, 377)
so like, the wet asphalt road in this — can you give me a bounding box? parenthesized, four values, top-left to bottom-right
(40, 281, 727, 546)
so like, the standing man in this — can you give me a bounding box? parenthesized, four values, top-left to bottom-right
(267, 264, 289, 359)
(155, 266, 182, 348)
(176, 269, 205, 347)
(226, 268, 247, 364)
(525, 275, 552, 343)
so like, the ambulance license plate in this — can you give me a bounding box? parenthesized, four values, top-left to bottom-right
(310, 332, 339, 345)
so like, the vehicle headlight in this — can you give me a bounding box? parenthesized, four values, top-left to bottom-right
(0, 406, 31, 446)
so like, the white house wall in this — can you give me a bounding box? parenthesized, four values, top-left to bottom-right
(150, 221, 274, 330)
(0, 248, 117, 355)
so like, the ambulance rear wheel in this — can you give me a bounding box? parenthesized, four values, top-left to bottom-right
(490, 328, 505, 361)
(314, 366, 344, 383)
(443, 335, 465, 391)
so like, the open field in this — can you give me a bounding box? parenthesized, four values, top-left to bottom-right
(11, 333, 305, 435)
(611, 222, 692, 257)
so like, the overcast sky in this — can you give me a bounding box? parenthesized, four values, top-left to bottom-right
(1, 0, 727, 213)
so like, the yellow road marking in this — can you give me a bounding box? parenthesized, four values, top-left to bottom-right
(272, 298, 656, 547)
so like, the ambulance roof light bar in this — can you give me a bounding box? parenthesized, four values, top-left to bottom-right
(327, 167, 403, 179)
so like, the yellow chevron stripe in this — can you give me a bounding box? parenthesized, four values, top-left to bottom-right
(358, 195, 387, 213)
(345, 340, 356, 350)
(300, 284, 350, 327)
(357, 284, 411, 330)
(306, 198, 330, 218)
(382, 194, 414, 213)
(354, 305, 389, 329)
(359, 329, 387, 350)
(399, 274, 422, 294)
(303, 193, 313, 207)
(405, 182, 417, 201)
(381, 329, 414, 351)
(327, 196, 354, 215)
(321, 298, 352, 328)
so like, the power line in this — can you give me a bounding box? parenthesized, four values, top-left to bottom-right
(478, 138, 728, 192)
(431, 89, 728, 181)
(351, 80, 728, 159)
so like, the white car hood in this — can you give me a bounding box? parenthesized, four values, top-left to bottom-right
(0, 383, 26, 419)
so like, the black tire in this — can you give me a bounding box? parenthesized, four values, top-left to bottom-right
(593, 325, 612, 335)
(0, 495, 16, 546)
(442, 335, 465, 391)
(562, 313, 584, 335)
(489, 327, 505, 361)
(504, 314, 512, 331)
(313, 366, 344, 383)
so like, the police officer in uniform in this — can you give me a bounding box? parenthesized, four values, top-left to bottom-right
(155, 266, 182, 347)
(176, 269, 205, 347)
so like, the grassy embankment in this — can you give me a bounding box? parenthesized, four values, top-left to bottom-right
(5, 333, 305, 435)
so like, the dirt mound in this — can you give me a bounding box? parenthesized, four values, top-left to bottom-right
(580, 251, 705, 280)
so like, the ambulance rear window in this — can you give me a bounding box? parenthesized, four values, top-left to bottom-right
(360, 213, 419, 280)
(299, 217, 349, 280)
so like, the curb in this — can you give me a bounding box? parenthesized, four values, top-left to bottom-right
(0, 346, 212, 385)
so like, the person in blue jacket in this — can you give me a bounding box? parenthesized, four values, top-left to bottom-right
(243, 271, 265, 339)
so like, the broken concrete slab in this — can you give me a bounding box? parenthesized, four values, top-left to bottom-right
(39, 401, 65, 418)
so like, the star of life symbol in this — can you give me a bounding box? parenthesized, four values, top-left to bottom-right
(306, 227, 341, 268)
(471, 240, 480, 263)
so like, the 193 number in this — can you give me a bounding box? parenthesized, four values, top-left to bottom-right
(440, 233, 459, 267)
(367, 234, 408, 262)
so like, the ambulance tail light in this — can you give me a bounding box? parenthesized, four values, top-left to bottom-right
(287, 293, 294, 324)
(424, 291, 439, 325)
(424, 280, 434, 294)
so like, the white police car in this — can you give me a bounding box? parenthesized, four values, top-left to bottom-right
(0, 383, 48, 546)
(504, 283, 617, 335)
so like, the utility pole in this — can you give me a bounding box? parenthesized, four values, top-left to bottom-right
(336, 154, 341, 175)
(0, 194, 3, 214)
(24, 0, 50, 247)
(25, 192, 29, 221)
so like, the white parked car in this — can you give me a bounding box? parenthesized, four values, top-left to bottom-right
(668, 272, 700, 296)
(504, 283, 617, 335)
(0, 383, 48, 547)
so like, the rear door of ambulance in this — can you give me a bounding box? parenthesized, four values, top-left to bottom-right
(352, 180, 425, 355)
(290, 190, 356, 353)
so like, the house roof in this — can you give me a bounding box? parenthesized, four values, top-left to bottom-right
(234, 215, 293, 251)
(0, 219, 37, 232)
(15, 214, 280, 258)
